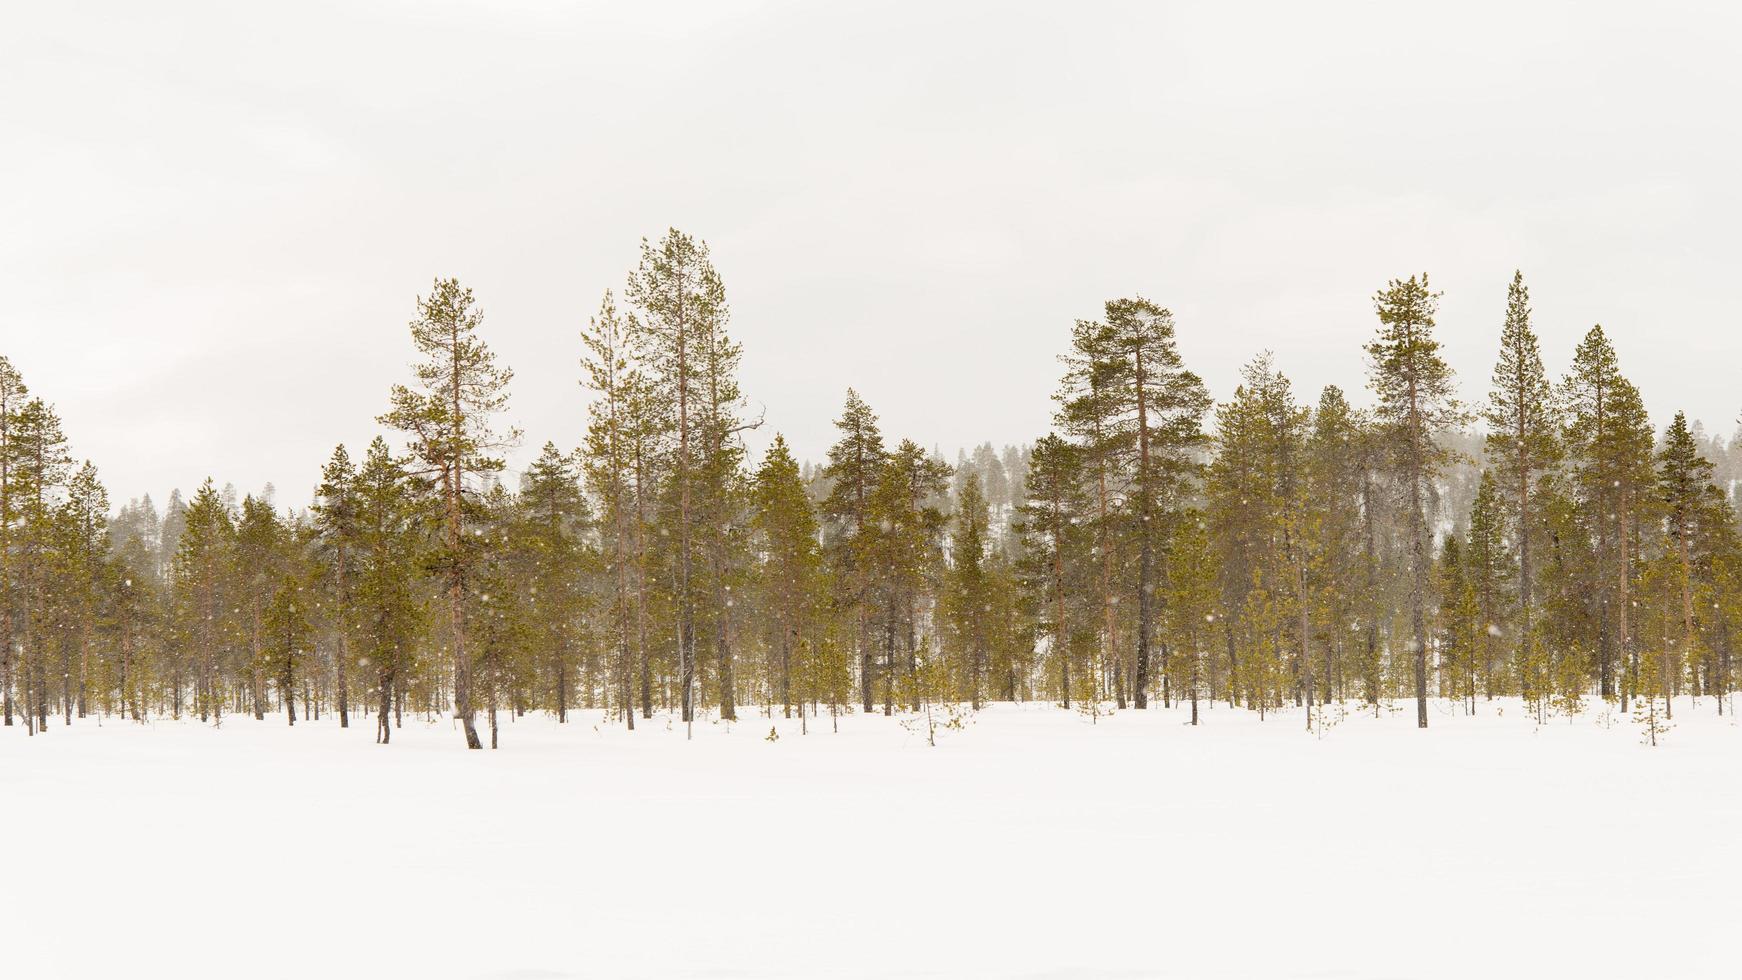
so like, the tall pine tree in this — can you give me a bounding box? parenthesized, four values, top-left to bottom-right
(380, 277, 518, 750)
(1366, 274, 1462, 728)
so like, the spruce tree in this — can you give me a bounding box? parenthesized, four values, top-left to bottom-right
(1016, 434, 1085, 708)
(1465, 470, 1513, 698)
(820, 389, 887, 712)
(313, 444, 359, 728)
(172, 479, 234, 726)
(1703, 498, 1741, 713)
(235, 494, 285, 721)
(517, 443, 592, 723)
(867, 439, 950, 713)
(1164, 511, 1219, 724)
(1304, 386, 1368, 706)
(1207, 367, 1269, 706)
(751, 435, 821, 720)
(1534, 477, 1598, 714)
(471, 481, 526, 748)
(1208, 354, 1309, 711)
(106, 530, 155, 722)
(353, 437, 425, 744)
(1658, 411, 1716, 717)
(1436, 531, 1480, 712)
(984, 545, 1031, 703)
(948, 475, 992, 708)
(263, 562, 313, 726)
(159, 489, 187, 581)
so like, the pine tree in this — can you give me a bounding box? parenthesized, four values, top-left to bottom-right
(690, 263, 754, 724)
(627, 229, 723, 728)
(1366, 274, 1462, 728)
(1102, 297, 1211, 708)
(380, 277, 518, 749)
(581, 289, 654, 728)
(1561, 325, 1653, 701)
(1483, 271, 1560, 705)
(0, 355, 27, 726)
(58, 461, 108, 722)
(9, 397, 72, 733)
(1608, 379, 1656, 709)
(1055, 317, 1132, 707)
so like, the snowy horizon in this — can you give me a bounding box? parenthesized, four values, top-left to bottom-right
(7, 6, 1742, 979)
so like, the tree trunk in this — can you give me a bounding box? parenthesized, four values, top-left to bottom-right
(780, 625, 792, 719)
(1407, 382, 1429, 729)
(715, 580, 735, 722)
(446, 317, 483, 750)
(1133, 345, 1153, 710)
(378, 671, 391, 744)
(1619, 491, 1634, 713)
(336, 547, 350, 729)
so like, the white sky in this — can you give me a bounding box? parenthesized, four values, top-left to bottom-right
(5, 1, 1741, 507)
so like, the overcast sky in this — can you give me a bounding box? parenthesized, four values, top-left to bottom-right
(5, 1, 1741, 507)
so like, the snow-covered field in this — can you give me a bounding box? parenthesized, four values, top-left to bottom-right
(3, 699, 1738, 980)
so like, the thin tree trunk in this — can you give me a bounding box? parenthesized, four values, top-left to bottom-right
(1619, 491, 1634, 713)
(1408, 387, 1429, 729)
(1133, 345, 1153, 710)
(336, 547, 350, 728)
(1056, 535, 1070, 708)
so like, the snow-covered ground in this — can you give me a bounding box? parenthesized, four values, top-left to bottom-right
(3, 698, 1738, 980)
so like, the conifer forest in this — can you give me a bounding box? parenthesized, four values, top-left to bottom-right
(9, 5, 1742, 979)
(5, 248, 1741, 745)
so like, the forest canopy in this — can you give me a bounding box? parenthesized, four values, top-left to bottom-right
(5, 233, 1740, 748)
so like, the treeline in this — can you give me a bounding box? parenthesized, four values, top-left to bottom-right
(3, 236, 1739, 748)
